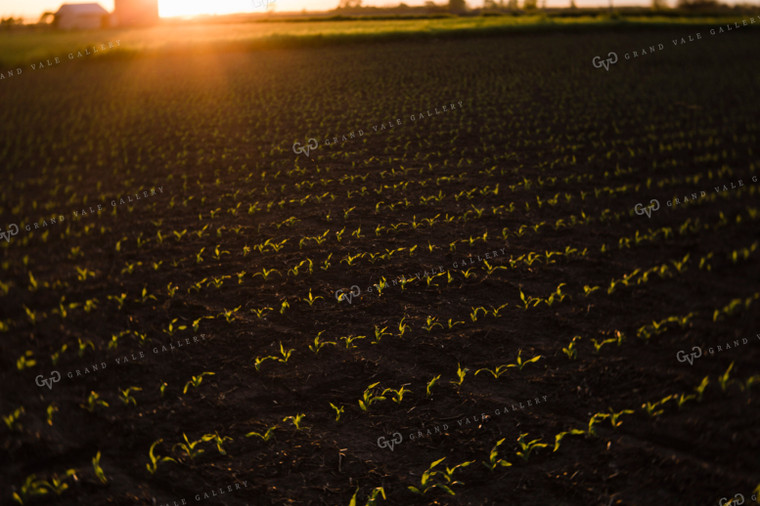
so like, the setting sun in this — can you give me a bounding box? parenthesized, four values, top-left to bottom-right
(158, 0, 271, 17)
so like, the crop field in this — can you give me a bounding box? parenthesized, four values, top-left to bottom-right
(2, 21, 760, 506)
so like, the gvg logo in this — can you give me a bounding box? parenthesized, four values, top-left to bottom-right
(718, 492, 755, 505)
(35, 370, 61, 390)
(592, 51, 618, 71)
(676, 346, 702, 366)
(0, 223, 18, 243)
(634, 199, 660, 218)
(335, 285, 361, 304)
(377, 432, 403, 451)
(292, 138, 318, 157)
(251, 0, 275, 7)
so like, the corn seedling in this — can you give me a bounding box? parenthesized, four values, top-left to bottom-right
(340, 334, 366, 349)
(718, 362, 735, 392)
(553, 429, 586, 452)
(426, 375, 441, 398)
(15, 350, 35, 370)
(450, 363, 469, 387)
(483, 438, 513, 471)
(397, 317, 410, 338)
(358, 382, 387, 411)
(562, 336, 581, 360)
(92, 451, 108, 484)
(80, 391, 108, 412)
(283, 413, 306, 430)
(422, 316, 443, 332)
(475, 364, 510, 379)
(3, 406, 25, 430)
(172, 433, 207, 460)
(515, 433, 548, 461)
(183, 372, 215, 394)
(330, 403, 345, 422)
(119, 386, 142, 406)
(246, 425, 277, 441)
(145, 440, 176, 473)
(383, 385, 411, 404)
(511, 349, 542, 370)
(348, 486, 386, 506)
(203, 432, 233, 455)
(310, 332, 336, 354)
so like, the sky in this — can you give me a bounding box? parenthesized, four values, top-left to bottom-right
(0, 0, 699, 22)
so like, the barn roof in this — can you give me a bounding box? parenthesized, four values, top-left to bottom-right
(55, 3, 109, 15)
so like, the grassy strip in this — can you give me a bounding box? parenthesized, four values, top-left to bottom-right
(1, 14, 759, 67)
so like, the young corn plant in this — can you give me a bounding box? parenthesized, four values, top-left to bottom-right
(694, 376, 710, 401)
(329, 403, 345, 422)
(172, 433, 207, 460)
(340, 334, 366, 349)
(283, 413, 306, 430)
(475, 364, 510, 379)
(553, 429, 586, 452)
(372, 325, 391, 344)
(245, 425, 277, 441)
(515, 433, 548, 461)
(202, 432, 233, 455)
(510, 349, 543, 371)
(45, 403, 58, 426)
(383, 385, 411, 404)
(562, 336, 581, 360)
(422, 316, 444, 332)
(348, 486, 386, 506)
(92, 451, 108, 484)
(80, 391, 109, 412)
(302, 289, 324, 306)
(145, 439, 176, 474)
(450, 363, 469, 388)
(182, 372, 215, 394)
(426, 375, 441, 398)
(309, 332, 336, 354)
(397, 317, 410, 338)
(470, 306, 488, 322)
(408, 457, 471, 496)
(3, 406, 25, 430)
(718, 362, 735, 392)
(358, 383, 387, 411)
(483, 438, 513, 471)
(118, 386, 142, 406)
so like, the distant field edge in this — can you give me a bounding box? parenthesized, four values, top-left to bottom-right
(1, 16, 759, 68)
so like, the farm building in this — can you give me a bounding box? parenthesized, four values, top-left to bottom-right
(112, 0, 159, 26)
(53, 3, 109, 29)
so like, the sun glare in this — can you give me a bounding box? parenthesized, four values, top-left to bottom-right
(159, 0, 266, 17)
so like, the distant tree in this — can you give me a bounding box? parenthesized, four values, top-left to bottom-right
(484, 0, 497, 8)
(338, 0, 362, 8)
(0, 17, 22, 28)
(507, 0, 518, 9)
(677, 0, 717, 7)
(570, 0, 577, 7)
(651, 0, 667, 8)
(523, 0, 537, 9)
(449, 0, 467, 13)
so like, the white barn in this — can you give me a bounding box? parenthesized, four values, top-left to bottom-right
(54, 3, 109, 29)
